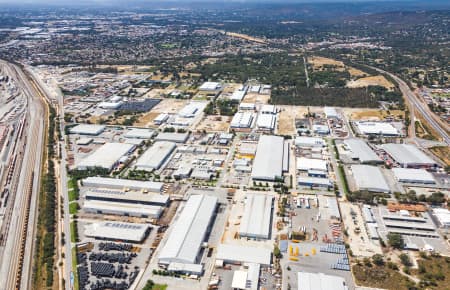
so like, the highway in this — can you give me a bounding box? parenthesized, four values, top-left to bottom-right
(0, 60, 47, 290)
(370, 66, 450, 145)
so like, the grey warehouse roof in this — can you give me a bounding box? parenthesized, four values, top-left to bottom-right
(216, 244, 272, 265)
(297, 272, 348, 290)
(381, 144, 436, 166)
(351, 165, 390, 193)
(392, 168, 435, 184)
(344, 139, 381, 163)
(136, 141, 176, 170)
(158, 194, 218, 265)
(82, 176, 164, 192)
(251, 135, 285, 181)
(76, 142, 134, 170)
(155, 132, 189, 143)
(240, 194, 273, 239)
(84, 221, 149, 242)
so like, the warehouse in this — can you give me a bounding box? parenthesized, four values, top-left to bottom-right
(256, 114, 276, 131)
(367, 223, 380, 240)
(158, 194, 218, 266)
(83, 200, 163, 218)
(178, 102, 207, 118)
(215, 244, 272, 266)
(260, 104, 276, 115)
(76, 142, 134, 170)
(199, 81, 221, 91)
(362, 205, 375, 223)
(381, 144, 437, 168)
(154, 113, 169, 125)
(344, 139, 382, 164)
(155, 132, 189, 143)
(297, 157, 327, 172)
(70, 124, 105, 136)
(231, 112, 255, 129)
(392, 168, 436, 184)
(312, 124, 330, 135)
(98, 101, 123, 109)
(82, 177, 163, 192)
(297, 272, 348, 290)
(295, 137, 325, 148)
(297, 176, 332, 189)
(84, 189, 169, 206)
(324, 107, 339, 119)
(124, 128, 155, 139)
(355, 121, 399, 136)
(135, 141, 176, 171)
(432, 208, 450, 228)
(231, 263, 260, 290)
(84, 221, 150, 243)
(240, 194, 274, 240)
(251, 135, 286, 181)
(231, 90, 246, 101)
(173, 166, 193, 179)
(350, 165, 390, 193)
(239, 102, 256, 111)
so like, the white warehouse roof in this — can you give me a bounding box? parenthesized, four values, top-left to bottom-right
(82, 176, 163, 192)
(178, 102, 207, 118)
(83, 200, 163, 218)
(216, 244, 272, 266)
(124, 128, 155, 139)
(295, 137, 325, 148)
(324, 107, 339, 118)
(70, 124, 105, 135)
(136, 141, 176, 171)
(260, 104, 276, 114)
(231, 90, 246, 101)
(351, 165, 390, 193)
(381, 144, 437, 167)
(155, 132, 189, 143)
(84, 221, 150, 243)
(298, 272, 348, 290)
(231, 112, 255, 128)
(344, 139, 381, 163)
(158, 194, 218, 265)
(392, 168, 436, 184)
(355, 121, 399, 136)
(251, 135, 285, 181)
(297, 157, 327, 172)
(432, 208, 450, 228)
(76, 142, 134, 170)
(199, 81, 221, 91)
(240, 194, 274, 239)
(257, 114, 276, 130)
(84, 189, 169, 206)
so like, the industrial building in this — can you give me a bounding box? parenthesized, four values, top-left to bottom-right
(256, 114, 276, 131)
(260, 104, 276, 115)
(251, 135, 287, 181)
(381, 211, 439, 238)
(312, 124, 330, 135)
(84, 189, 169, 206)
(297, 272, 349, 290)
(155, 132, 189, 143)
(381, 144, 437, 168)
(355, 121, 399, 136)
(178, 102, 207, 118)
(154, 113, 169, 125)
(124, 128, 155, 139)
(324, 107, 339, 119)
(231, 89, 246, 101)
(82, 176, 163, 192)
(297, 157, 327, 172)
(199, 81, 221, 91)
(84, 221, 150, 243)
(76, 142, 134, 170)
(350, 165, 390, 193)
(432, 208, 450, 228)
(344, 139, 382, 164)
(295, 137, 325, 148)
(70, 124, 105, 136)
(231, 112, 255, 129)
(297, 176, 332, 189)
(239, 103, 256, 111)
(392, 168, 436, 184)
(158, 194, 218, 267)
(231, 263, 260, 290)
(239, 194, 274, 240)
(83, 200, 163, 218)
(135, 141, 176, 171)
(215, 244, 272, 266)
(98, 101, 123, 109)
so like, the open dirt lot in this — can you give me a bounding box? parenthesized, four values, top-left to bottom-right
(151, 98, 188, 114)
(242, 93, 270, 104)
(277, 106, 309, 135)
(346, 75, 395, 90)
(134, 112, 160, 127)
(344, 108, 405, 121)
(309, 56, 345, 71)
(195, 115, 231, 132)
(348, 67, 368, 77)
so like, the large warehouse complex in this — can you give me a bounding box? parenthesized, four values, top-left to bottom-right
(344, 139, 381, 164)
(355, 122, 399, 136)
(84, 189, 169, 206)
(82, 176, 164, 192)
(350, 165, 390, 193)
(76, 142, 134, 170)
(392, 168, 436, 184)
(158, 194, 218, 270)
(83, 200, 163, 218)
(84, 221, 151, 243)
(135, 141, 176, 171)
(251, 135, 288, 181)
(381, 144, 437, 168)
(70, 124, 106, 135)
(239, 194, 274, 240)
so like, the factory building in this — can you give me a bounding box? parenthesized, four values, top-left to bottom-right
(392, 168, 436, 184)
(199, 81, 221, 91)
(135, 141, 176, 171)
(76, 142, 134, 170)
(256, 113, 276, 132)
(70, 124, 105, 136)
(260, 104, 276, 115)
(215, 244, 272, 266)
(84, 221, 151, 243)
(355, 121, 399, 136)
(230, 90, 246, 102)
(83, 200, 163, 218)
(231, 112, 255, 129)
(239, 102, 256, 111)
(381, 144, 437, 168)
(297, 157, 327, 172)
(381, 212, 439, 238)
(297, 272, 349, 290)
(344, 139, 382, 164)
(251, 135, 288, 181)
(158, 195, 218, 267)
(297, 176, 332, 189)
(239, 194, 274, 240)
(155, 132, 189, 143)
(84, 189, 169, 206)
(324, 107, 339, 119)
(432, 208, 450, 229)
(82, 176, 163, 192)
(178, 102, 207, 118)
(124, 128, 155, 139)
(231, 263, 260, 290)
(154, 113, 169, 125)
(312, 124, 330, 135)
(295, 137, 325, 148)
(350, 165, 390, 193)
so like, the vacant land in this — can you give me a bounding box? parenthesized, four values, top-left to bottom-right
(196, 115, 231, 132)
(429, 146, 450, 167)
(242, 93, 270, 104)
(411, 254, 450, 290)
(309, 56, 345, 71)
(134, 112, 160, 127)
(353, 264, 415, 290)
(277, 106, 308, 135)
(347, 109, 405, 121)
(347, 75, 395, 90)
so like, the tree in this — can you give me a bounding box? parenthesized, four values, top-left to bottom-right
(372, 254, 384, 266)
(399, 253, 412, 267)
(387, 233, 404, 249)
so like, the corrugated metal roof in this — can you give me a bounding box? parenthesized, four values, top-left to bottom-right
(297, 272, 348, 290)
(240, 194, 273, 239)
(344, 139, 381, 163)
(381, 144, 436, 166)
(251, 135, 284, 180)
(76, 142, 134, 170)
(136, 141, 176, 170)
(82, 176, 163, 192)
(392, 168, 435, 183)
(351, 165, 390, 193)
(216, 244, 272, 265)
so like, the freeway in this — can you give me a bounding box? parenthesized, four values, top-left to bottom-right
(0, 60, 47, 290)
(370, 66, 450, 145)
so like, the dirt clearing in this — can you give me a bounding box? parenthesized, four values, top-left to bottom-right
(347, 75, 395, 90)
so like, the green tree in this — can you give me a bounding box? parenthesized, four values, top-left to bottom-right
(387, 233, 404, 249)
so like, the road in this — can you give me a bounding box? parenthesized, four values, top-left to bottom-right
(0, 60, 47, 290)
(370, 66, 450, 145)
